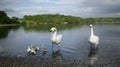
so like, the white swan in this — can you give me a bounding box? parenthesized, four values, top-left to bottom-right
(89, 24, 99, 47)
(50, 27, 62, 47)
(27, 44, 39, 54)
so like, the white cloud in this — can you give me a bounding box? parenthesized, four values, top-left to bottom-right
(30, 0, 83, 5)
(1, 0, 120, 18)
(0, 0, 20, 6)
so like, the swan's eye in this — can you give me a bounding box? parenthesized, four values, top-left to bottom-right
(50, 29, 55, 32)
(50, 30, 52, 32)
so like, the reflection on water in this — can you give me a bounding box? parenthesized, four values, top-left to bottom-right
(24, 24, 83, 31)
(41, 51, 47, 58)
(0, 24, 120, 67)
(51, 50, 62, 62)
(0, 26, 19, 39)
(88, 44, 98, 66)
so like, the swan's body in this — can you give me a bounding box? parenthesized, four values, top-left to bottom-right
(27, 44, 39, 54)
(89, 35, 99, 45)
(89, 24, 99, 47)
(50, 27, 62, 47)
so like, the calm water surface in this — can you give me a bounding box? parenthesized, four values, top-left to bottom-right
(0, 24, 120, 67)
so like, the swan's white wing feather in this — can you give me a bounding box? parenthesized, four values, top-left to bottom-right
(89, 35, 99, 45)
(27, 47, 31, 52)
(56, 34, 62, 43)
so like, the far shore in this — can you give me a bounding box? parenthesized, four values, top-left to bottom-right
(0, 22, 120, 27)
(0, 24, 20, 26)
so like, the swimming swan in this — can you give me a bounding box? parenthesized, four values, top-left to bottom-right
(50, 27, 62, 47)
(27, 44, 39, 54)
(89, 24, 99, 47)
(41, 44, 47, 52)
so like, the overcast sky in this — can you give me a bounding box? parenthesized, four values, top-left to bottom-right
(0, 0, 120, 18)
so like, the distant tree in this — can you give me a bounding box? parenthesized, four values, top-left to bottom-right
(22, 13, 120, 24)
(11, 16, 19, 23)
(0, 11, 11, 24)
(22, 14, 84, 24)
(11, 16, 19, 20)
(0, 11, 19, 24)
(0, 11, 7, 18)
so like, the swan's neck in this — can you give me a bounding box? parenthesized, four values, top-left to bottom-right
(52, 31, 57, 39)
(90, 27, 94, 36)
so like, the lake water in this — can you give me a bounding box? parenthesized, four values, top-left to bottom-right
(0, 24, 120, 67)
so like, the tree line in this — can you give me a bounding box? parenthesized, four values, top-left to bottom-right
(22, 14, 84, 24)
(1, 10, 120, 24)
(0, 11, 19, 24)
(21, 14, 120, 24)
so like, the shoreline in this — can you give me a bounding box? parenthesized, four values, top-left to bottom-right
(0, 24, 20, 26)
(0, 23, 120, 27)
